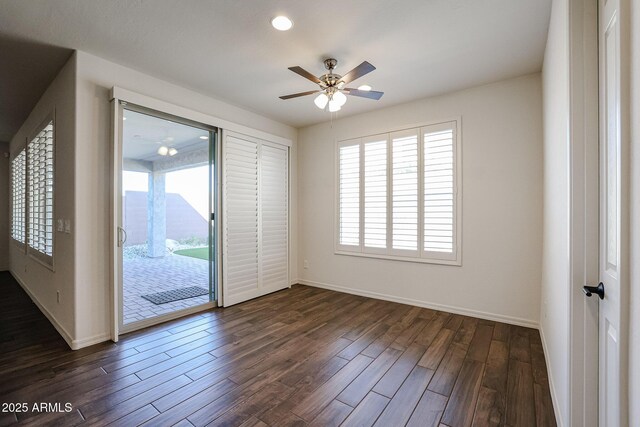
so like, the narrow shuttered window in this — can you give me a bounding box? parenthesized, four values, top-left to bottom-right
(27, 120, 54, 265)
(336, 120, 460, 265)
(11, 150, 26, 244)
(338, 142, 360, 248)
(391, 130, 419, 252)
(363, 137, 387, 249)
(423, 125, 455, 255)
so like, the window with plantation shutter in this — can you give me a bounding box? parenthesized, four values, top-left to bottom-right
(11, 150, 26, 244)
(364, 136, 387, 250)
(336, 120, 460, 265)
(27, 119, 54, 265)
(338, 142, 360, 249)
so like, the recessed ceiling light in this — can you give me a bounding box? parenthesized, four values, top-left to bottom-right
(157, 146, 169, 156)
(271, 16, 293, 31)
(168, 148, 178, 156)
(358, 84, 372, 91)
(123, 117, 127, 121)
(199, 135, 208, 140)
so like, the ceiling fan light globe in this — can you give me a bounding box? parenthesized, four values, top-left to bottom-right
(333, 91, 347, 107)
(328, 100, 341, 112)
(314, 93, 329, 109)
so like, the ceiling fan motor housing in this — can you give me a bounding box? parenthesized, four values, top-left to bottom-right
(323, 58, 338, 71)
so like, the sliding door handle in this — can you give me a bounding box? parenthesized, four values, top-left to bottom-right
(118, 227, 128, 247)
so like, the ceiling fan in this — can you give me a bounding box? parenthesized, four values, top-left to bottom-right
(279, 58, 384, 112)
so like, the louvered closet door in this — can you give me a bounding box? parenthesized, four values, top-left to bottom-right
(222, 133, 289, 306)
(223, 134, 260, 306)
(260, 143, 289, 291)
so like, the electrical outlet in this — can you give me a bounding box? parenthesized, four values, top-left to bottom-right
(64, 219, 71, 234)
(57, 219, 64, 232)
(57, 291, 60, 304)
(303, 260, 309, 269)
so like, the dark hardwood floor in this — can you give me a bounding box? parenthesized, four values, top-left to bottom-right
(0, 271, 556, 426)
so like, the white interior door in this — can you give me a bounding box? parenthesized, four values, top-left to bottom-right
(597, 0, 628, 423)
(222, 132, 289, 306)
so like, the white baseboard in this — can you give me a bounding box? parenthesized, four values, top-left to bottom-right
(71, 332, 111, 350)
(10, 270, 76, 349)
(9, 270, 111, 350)
(297, 279, 539, 329)
(538, 325, 564, 427)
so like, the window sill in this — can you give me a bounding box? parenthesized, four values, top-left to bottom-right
(334, 250, 461, 266)
(28, 252, 55, 272)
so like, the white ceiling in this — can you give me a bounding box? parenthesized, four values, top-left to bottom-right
(0, 0, 551, 132)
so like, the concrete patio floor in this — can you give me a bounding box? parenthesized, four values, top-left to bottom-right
(123, 253, 212, 324)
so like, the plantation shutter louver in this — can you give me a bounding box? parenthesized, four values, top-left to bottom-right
(27, 120, 54, 264)
(260, 144, 289, 290)
(338, 142, 360, 248)
(363, 137, 388, 249)
(391, 130, 419, 252)
(11, 150, 26, 244)
(223, 135, 260, 302)
(222, 132, 289, 306)
(423, 123, 456, 257)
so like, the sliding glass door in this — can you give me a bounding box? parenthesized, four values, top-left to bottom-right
(118, 106, 217, 330)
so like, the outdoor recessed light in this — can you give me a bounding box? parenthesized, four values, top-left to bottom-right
(271, 16, 293, 31)
(168, 148, 178, 156)
(358, 84, 372, 91)
(157, 146, 169, 156)
(199, 135, 208, 140)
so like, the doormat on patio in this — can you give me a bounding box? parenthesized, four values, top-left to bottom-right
(141, 286, 209, 305)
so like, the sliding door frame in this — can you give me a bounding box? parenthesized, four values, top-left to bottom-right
(109, 87, 292, 341)
(112, 100, 218, 336)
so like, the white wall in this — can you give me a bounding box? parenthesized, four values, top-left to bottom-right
(8, 54, 77, 343)
(297, 73, 543, 327)
(74, 51, 298, 346)
(0, 142, 9, 271)
(540, 0, 570, 425)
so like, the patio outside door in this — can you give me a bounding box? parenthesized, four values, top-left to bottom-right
(117, 106, 217, 331)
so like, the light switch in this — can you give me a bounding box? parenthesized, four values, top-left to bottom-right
(64, 219, 71, 234)
(57, 219, 64, 232)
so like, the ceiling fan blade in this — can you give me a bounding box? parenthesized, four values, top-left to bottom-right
(345, 89, 384, 100)
(339, 61, 376, 85)
(288, 66, 321, 84)
(279, 90, 321, 100)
